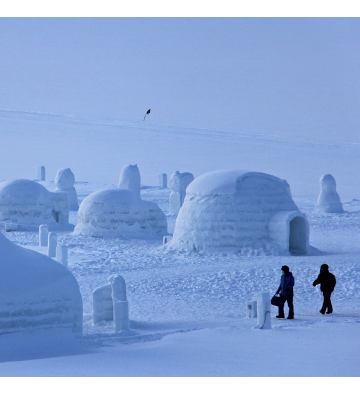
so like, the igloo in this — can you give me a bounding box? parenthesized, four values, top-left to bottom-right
(74, 165, 167, 238)
(0, 179, 70, 229)
(55, 168, 79, 211)
(167, 169, 309, 255)
(0, 232, 83, 335)
(315, 174, 344, 213)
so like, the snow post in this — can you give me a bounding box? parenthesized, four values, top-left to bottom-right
(39, 224, 49, 247)
(256, 292, 271, 329)
(158, 173, 167, 188)
(56, 245, 68, 268)
(109, 275, 130, 331)
(47, 232, 57, 257)
(247, 300, 257, 318)
(37, 166, 46, 181)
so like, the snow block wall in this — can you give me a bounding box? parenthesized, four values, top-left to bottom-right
(169, 171, 194, 215)
(167, 169, 309, 255)
(315, 174, 344, 213)
(0, 232, 83, 336)
(55, 168, 79, 211)
(75, 165, 166, 238)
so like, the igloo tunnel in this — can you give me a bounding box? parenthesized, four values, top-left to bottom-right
(168, 169, 309, 255)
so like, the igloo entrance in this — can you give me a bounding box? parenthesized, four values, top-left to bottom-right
(289, 216, 307, 255)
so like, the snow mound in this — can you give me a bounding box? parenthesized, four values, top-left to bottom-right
(0, 231, 82, 335)
(167, 169, 309, 255)
(74, 188, 167, 238)
(315, 174, 344, 213)
(0, 179, 55, 227)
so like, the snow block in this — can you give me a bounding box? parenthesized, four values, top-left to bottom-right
(247, 300, 257, 318)
(315, 174, 344, 213)
(158, 173, 167, 188)
(256, 292, 271, 329)
(169, 171, 194, 215)
(47, 232, 57, 257)
(0, 232, 82, 336)
(92, 284, 113, 324)
(56, 245, 68, 268)
(37, 166, 45, 181)
(39, 224, 49, 247)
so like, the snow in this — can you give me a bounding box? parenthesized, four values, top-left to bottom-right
(168, 170, 309, 255)
(118, 164, 141, 196)
(0, 110, 360, 380)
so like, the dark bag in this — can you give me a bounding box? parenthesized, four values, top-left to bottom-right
(271, 294, 281, 306)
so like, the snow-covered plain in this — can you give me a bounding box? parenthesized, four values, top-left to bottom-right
(0, 109, 359, 378)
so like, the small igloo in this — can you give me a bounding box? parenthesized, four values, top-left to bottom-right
(74, 165, 167, 238)
(315, 174, 344, 213)
(167, 169, 309, 255)
(0, 232, 83, 335)
(55, 168, 79, 211)
(0, 179, 70, 229)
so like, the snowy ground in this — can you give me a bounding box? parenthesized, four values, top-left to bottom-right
(0, 110, 359, 379)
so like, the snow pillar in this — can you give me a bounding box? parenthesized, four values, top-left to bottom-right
(56, 245, 68, 268)
(158, 173, 167, 188)
(169, 171, 194, 215)
(37, 166, 45, 181)
(92, 284, 113, 324)
(256, 292, 272, 329)
(247, 300, 257, 318)
(39, 224, 49, 247)
(109, 275, 130, 331)
(47, 232, 57, 257)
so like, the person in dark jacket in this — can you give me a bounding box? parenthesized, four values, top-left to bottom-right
(313, 264, 336, 314)
(276, 265, 295, 319)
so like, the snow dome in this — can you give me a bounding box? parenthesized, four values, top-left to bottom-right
(0, 232, 82, 335)
(315, 174, 344, 213)
(167, 169, 309, 255)
(0, 179, 70, 229)
(74, 189, 167, 238)
(0, 179, 56, 227)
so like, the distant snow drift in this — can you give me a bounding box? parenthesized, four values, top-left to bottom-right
(315, 174, 344, 214)
(168, 170, 309, 255)
(74, 164, 167, 238)
(0, 232, 83, 335)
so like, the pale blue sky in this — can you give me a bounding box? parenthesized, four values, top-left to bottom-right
(1, 18, 359, 140)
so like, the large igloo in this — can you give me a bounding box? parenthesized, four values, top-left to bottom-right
(0, 232, 83, 335)
(0, 179, 70, 229)
(74, 165, 167, 238)
(167, 169, 309, 255)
